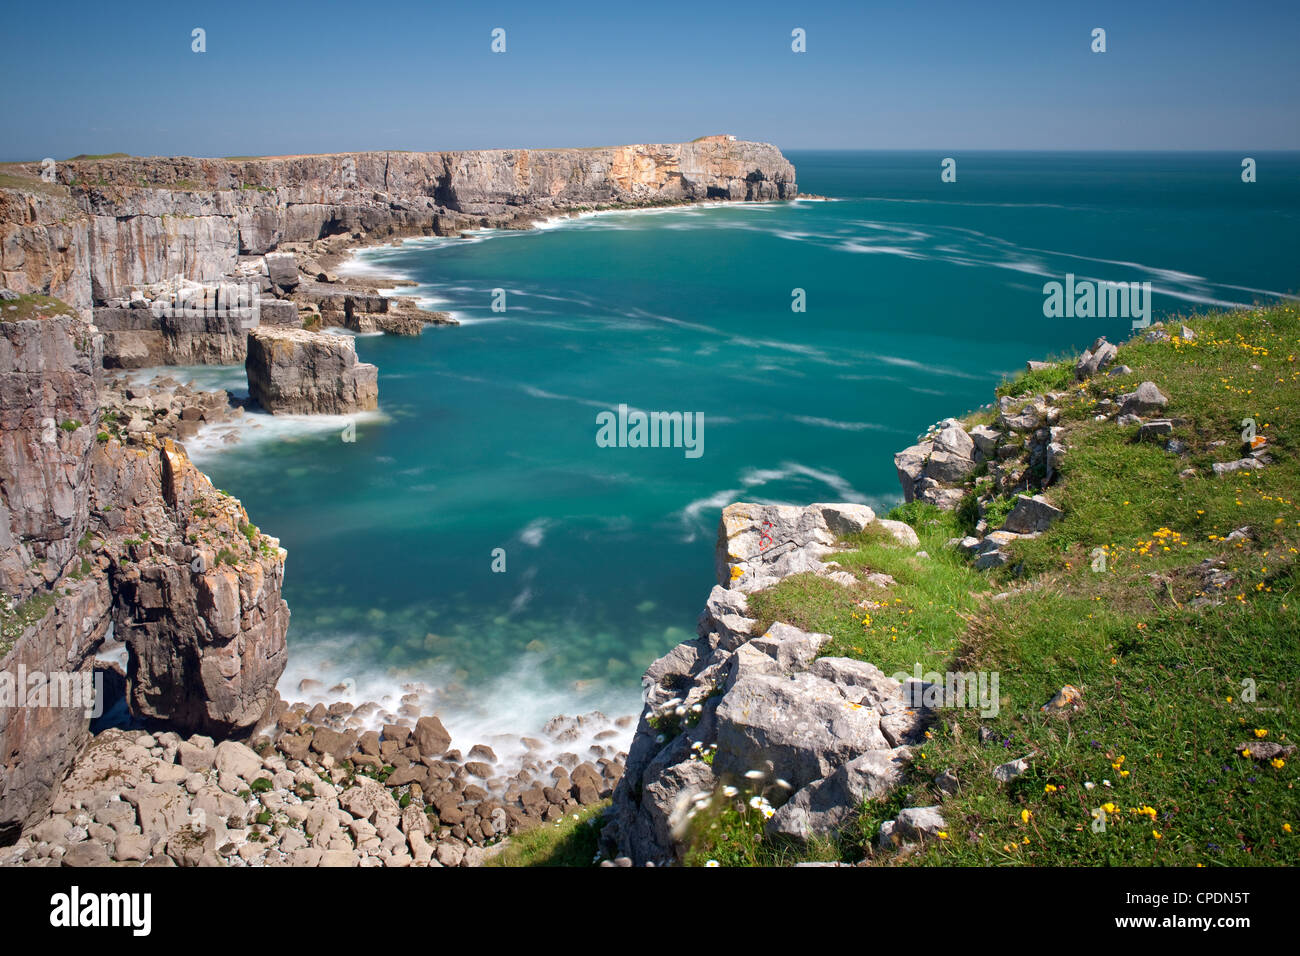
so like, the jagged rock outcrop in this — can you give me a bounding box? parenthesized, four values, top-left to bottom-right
(714, 501, 878, 593)
(1, 304, 289, 837)
(90, 434, 289, 736)
(602, 502, 930, 865)
(245, 327, 378, 414)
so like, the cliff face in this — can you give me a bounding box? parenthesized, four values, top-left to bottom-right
(0, 189, 92, 316)
(0, 308, 289, 838)
(0, 310, 109, 840)
(0, 138, 796, 319)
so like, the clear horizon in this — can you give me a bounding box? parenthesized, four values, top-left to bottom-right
(2, 0, 1297, 162)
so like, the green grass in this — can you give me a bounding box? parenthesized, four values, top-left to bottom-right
(680, 303, 1300, 867)
(0, 293, 79, 323)
(0, 171, 68, 197)
(996, 354, 1077, 399)
(0, 592, 57, 658)
(894, 305, 1300, 867)
(488, 802, 607, 866)
(748, 510, 989, 676)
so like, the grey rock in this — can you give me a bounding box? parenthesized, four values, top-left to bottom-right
(1002, 495, 1063, 534)
(245, 326, 378, 415)
(893, 806, 947, 842)
(1119, 381, 1169, 417)
(715, 672, 890, 791)
(968, 425, 1000, 458)
(1138, 419, 1174, 440)
(1213, 458, 1264, 477)
(893, 442, 932, 502)
(264, 252, 300, 292)
(1075, 338, 1118, 380)
(992, 755, 1032, 783)
(748, 622, 831, 672)
(768, 749, 911, 840)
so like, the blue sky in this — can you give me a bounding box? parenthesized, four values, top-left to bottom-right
(2, 0, 1297, 159)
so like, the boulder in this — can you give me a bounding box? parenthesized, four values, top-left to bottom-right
(413, 716, 452, 757)
(1118, 382, 1168, 417)
(892, 806, 947, 842)
(212, 741, 262, 781)
(893, 442, 932, 502)
(714, 672, 890, 791)
(1075, 337, 1118, 380)
(264, 252, 299, 292)
(968, 425, 1000, 458)
(1002, 495, 1063, 534)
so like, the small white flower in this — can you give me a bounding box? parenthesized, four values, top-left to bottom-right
(722, 786, 738, 798)
(691, 703, 702, 713)
(1084, 781, 1095, 790)
(749, 796, 764, 809)
(705, 860, 720, 867)
(774, 778, 792, 791)
(1102, 779, 1112, 788)
(744, 769, 765, 780)
(691, 741, 703, 751)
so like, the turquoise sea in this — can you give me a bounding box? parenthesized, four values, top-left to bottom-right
(187, 151, 1300, 734)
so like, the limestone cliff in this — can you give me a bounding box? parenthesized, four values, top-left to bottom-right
(0, 306, 289, 838)
(0, 138, 796, 324)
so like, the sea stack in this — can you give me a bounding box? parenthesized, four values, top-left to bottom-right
(245, 327, 379, 415)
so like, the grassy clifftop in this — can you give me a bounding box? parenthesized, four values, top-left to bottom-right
(687, 302, 1299, 867)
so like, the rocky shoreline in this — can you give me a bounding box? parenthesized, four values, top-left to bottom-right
(0, 701, 631, 868)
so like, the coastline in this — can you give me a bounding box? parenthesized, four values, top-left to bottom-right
(0, 138, 803, 857)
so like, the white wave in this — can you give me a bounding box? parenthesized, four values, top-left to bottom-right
(789, 414, 889, 432)
(119, 363, 248, 396)
(321, 324, 384, 338)
(519, 518, 550, 547)
(185, 407, 388, 465)
(875, 354, 983, 380)
(278, 643, 639, 771)
(675, 461, 871, 539)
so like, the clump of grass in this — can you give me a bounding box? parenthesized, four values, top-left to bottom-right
(0, 293, 79, 324)
(996, 356, 1076, 399)
(488, 802, 607, 866)
(747, 508, 987, 677)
